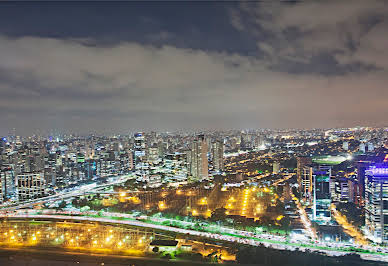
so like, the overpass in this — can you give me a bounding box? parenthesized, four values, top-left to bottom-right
(1, 212, 387, 262)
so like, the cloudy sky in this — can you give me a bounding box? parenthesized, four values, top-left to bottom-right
(0, 1, 387, 136)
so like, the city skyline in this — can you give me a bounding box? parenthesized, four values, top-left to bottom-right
(1, 1, 388, 136)
(2, 1, 388, 264)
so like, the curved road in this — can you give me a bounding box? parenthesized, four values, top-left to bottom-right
(1, 213, 387, 263)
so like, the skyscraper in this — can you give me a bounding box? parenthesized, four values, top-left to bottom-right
(360, 143, 366, 153)
(134, 132, 148, 181)
(0, 166, 15, 201)
(273, 162, 280, 174)
(190, 135, 208, 181)
(301, 165, 313, 204)
(313, 166, 332, 223)
(342, 141, 349, 151)
(211, 140, 224, 172)
(297, 156, 312, 193)
(365, 164, 388, 243)
(16, 172, 46, 202)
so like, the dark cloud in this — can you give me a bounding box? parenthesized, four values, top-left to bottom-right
(0, 2, 387, 135)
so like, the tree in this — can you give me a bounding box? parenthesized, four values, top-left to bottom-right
(210, 207, 227, 222)
(57, 200, 67, 210)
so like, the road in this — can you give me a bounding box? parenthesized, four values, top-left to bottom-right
(0, 174, 134, 212)
(1, 212, 387, 263)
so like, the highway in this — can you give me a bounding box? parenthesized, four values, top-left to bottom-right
(0, 174, 135, 212)
(1, 212, 387, 262)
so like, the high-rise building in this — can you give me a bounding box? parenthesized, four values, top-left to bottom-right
(368, 142, 374, 152)
(313, 166, 332, 223)
(0, 173, 3, 204)
(16, 172, 46, 202)
(0, 167, 15, 201)
(301, 165, 313, 204)
(255, 135, 265, 150)
(343, 141, 349, 151)
(360, 143, 366, 153)
(365, 164, 388, 243)
(147, 146, 159, 165)
(211, 140, 224, 172)
(273, 162, 280, 174)
(134, 132, 149, 181)
(356, 159, 373, 203)
(333, 177, 350, 202)
(190, 135, 208, 181)
(297, 156, 312, 193)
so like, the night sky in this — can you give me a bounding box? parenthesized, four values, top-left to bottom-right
(0, 1, 387, 136)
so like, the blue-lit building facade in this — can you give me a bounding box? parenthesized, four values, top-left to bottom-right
(365, 164, 388, 243)
(313, 166, 332, 223)
(134, 132, 149, 181)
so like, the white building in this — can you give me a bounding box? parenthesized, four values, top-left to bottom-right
(16, 172, 46, 202)
(190, 135, 208, 181)
(365, 165, 388, 243)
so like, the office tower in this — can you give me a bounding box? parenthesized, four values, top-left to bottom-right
(273, 162, 280, 174)
(190, 134, 208, 181)
(16, 172, 46, 202)
(0, 172, 3, 203)
(134, 132, 149, 181)
(255, 135, 265, 150)
(211, 140, 224, 172)
(343, 141, 349, 151)
(297, 156, 312, 193)
(365, 164, 388, 243)
(356, 159, 373, 203)
(0, 137, 6, 154)
(368, 142, 374, 152)
(360, 143, 366, 153)
(301, 166, 313, 204)
(333, 177, 350, 202)
(147, 146, 159, 165)
(348, 177, 363, 205)
(313, 166, 332, 223)
(0, 167, 15, 200)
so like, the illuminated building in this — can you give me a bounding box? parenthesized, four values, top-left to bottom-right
(368, 142, 374, 152)
(211, 140, 224, 172)
(0, 174, 2, 203)
(16, 172, 46, 202)
(147, 175, 162, 188)
(333, 177, 350, 202)
(365, 164, 388, 243)
(272, 162, 280, 174)
(149, 240, 178, 252)
(312, 166, 332, 223)
(297, 156, 312, 194)
(0, 167, 15, 201)
(360, 143, 366, 153)
(301, 165, 313, 204)
(134, 132, 149, 181)
(342, 141, 349, 151)
(147, 146, 159, 165)
(348, 177, 363, 205)
(190, 134, 208, 181)
(356, 159, 374, 203)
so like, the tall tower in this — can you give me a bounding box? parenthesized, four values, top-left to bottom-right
(342, 141, 349, 151)
(212, 140, 224, 172)
(313, 166, 332, 223)
(190, 135, 208, 181)
(134, 132, 148, 181)
(272, 162, 280, 174)
(297, 156, 312, 193)
(365, 164, 388, 243)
